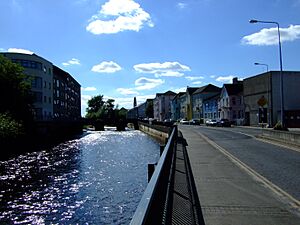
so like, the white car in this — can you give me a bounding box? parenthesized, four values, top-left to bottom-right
(205, 119, 217, 126)
(180, 119, 189, 125)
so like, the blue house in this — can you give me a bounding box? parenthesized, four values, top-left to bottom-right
(203, 94, 220, 121)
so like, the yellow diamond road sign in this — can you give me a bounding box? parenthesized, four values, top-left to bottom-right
(257, 96, 267, 106)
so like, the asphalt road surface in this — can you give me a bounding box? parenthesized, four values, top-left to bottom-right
(184, 125, 300, 201)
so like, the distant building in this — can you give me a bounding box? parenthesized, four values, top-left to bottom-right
(153, 91, 176, 121)
(126, 99, 153, 120)
(243, 71, 300, 127)
(203, 93, 220, 121)
(185, 87, 199, 120)
(1, 52, 81, 121)
(192, 84, 221, 120)
(170, 92, 185, 121)
(218, 78, 244, 125)
(53, 66, 81, 121)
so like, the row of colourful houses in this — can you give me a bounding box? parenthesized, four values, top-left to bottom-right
(128, 71, 300, 127)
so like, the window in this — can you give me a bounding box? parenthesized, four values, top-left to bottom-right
(232, 97, 236, 105)
(49, 82, 51, 90)
(48, 68, 51, 75)
(43, 66, 47, 73)
(32, 91, 42, 103)
(49, 97, 51, 104)
(31, 77, 42, 89)
(44, 96, 47, 103)
(233, 111, 237, 119)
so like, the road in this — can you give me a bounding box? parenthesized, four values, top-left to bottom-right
(184, 125, 300, 201)
(179, 125, 300, 224)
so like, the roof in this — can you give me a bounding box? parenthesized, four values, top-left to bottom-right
(203, 93, 220, 102)
(193, 84, 221, 95)
(187, 87, 199, 95)
(223, 83, 243, 95)
(164, 90, 176, 96)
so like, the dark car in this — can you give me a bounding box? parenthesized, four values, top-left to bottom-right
(218, 119, 231, 127)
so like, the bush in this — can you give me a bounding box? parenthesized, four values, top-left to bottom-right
(273, 121, 289, 131)
(0, 113, 24, 139)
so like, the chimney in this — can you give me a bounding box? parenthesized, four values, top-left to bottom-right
(232, 77, 238, 84)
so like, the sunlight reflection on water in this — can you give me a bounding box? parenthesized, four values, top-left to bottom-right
(0, 130, 159, 224)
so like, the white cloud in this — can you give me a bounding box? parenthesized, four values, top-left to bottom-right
(173, 87, 186, 93)
(242, 25, 300, 46)
(116, 88, 139, 95)
(192, 81, 202, 85)
(81, 94, 92, 106)
(155, 71, 184, 78)
(7, 48, 33, 54)
(62, 58, 80, 66)
(177, 3, 187, 9)
(134, 62, 190, 78)
(216, 75, 235, 83)
(86, 0, 153, 35)
(91, 61, 122, 73)
(185, 76, 204, 81)
(210, 75, 216, 78)
(81, 87, 97, 91)
(135, 77, 164, 90)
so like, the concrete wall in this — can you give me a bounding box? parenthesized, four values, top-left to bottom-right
(262, 129, 300, 146)
(138, 123, 170, 144)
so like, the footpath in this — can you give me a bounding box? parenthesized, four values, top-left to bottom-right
(179, 125, 300, 225)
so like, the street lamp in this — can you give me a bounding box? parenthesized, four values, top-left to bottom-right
(254, 62, 271, 126)
(254, 62, 268, 72)
(250, 19, 284, 127)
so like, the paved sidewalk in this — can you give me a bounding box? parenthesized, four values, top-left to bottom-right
(179, 126, 300, 225)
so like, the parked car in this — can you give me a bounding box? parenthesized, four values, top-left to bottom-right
(189, 119, 200, 125)
(205, 119, 217, 126)
(180, 119, 189, 125)
(218, 118, 231, 127)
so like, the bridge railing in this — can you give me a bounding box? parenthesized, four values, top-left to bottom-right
(130, 126, 177, 225)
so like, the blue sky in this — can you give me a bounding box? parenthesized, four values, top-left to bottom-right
(1, 0, 300, 115)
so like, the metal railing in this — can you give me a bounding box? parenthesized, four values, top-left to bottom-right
(130, 126, 177, 225)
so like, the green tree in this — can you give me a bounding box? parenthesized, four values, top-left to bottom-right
(86, 95, 104, 115)
(0, 55, 32, 121)
(0, 55, 33, 139)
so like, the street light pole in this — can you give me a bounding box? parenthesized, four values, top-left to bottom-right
(250, 19, 284, 127)
(254, 62, 271, 126)
(254, 62, 268, 72)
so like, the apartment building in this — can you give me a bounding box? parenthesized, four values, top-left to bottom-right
(1, 52, 81, 121)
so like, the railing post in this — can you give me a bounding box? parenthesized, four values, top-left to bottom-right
(160, 145, 165, 156)
(148, 163, 155, 182)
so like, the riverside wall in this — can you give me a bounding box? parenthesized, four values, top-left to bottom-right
(138, 122, 172, 144)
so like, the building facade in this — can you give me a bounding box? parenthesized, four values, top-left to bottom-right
(53, 66, 81, 121)
(153, 91, 176, 121)
(243, 71, 300, 127)
(2, 52, 81, 121)
(192, 84, 221, 120)
(218, 78, 244, 125)
(203, 94, 219, 121)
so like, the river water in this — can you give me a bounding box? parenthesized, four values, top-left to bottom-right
(0, 130, 160, 224)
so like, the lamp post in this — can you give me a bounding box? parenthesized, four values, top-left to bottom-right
(254, 62, 268, 72)
(250, 19, 284, 127)
(254, 62, 270, 126)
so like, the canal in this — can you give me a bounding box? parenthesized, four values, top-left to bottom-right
(0, 129, 160, 224)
